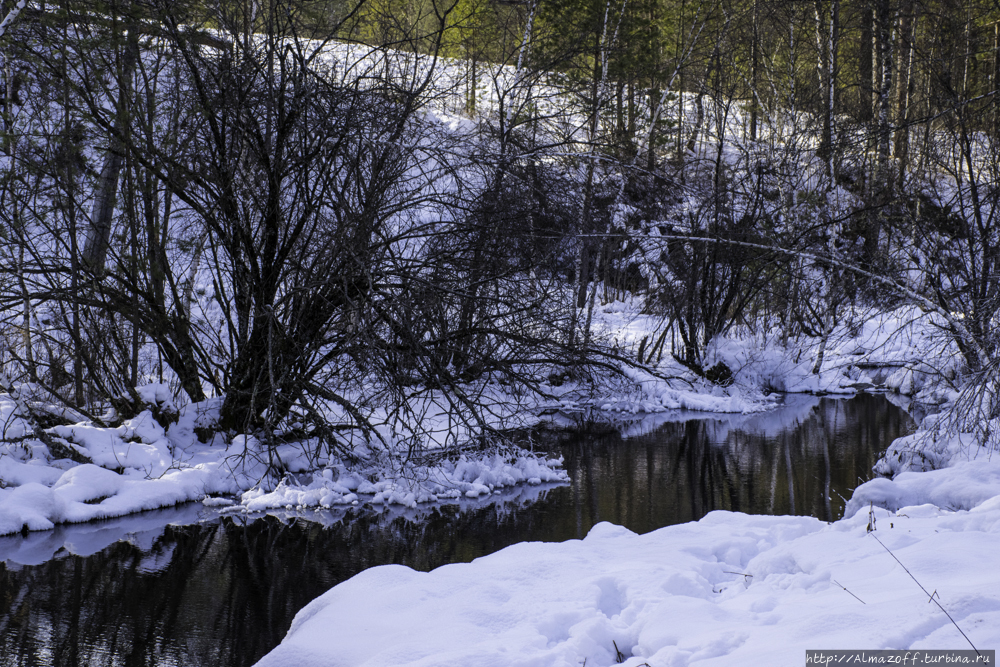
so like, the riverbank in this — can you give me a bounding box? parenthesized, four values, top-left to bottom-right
(0, 304, 971, 536)
(0, 395, 938, 667)
(252, 302, 1000, 665)
(256, 459, 1000, 666)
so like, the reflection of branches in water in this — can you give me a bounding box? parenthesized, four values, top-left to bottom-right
(565, 396, 905, 537)
(552, 394, 913, 530)
(2, 494, 588, 667)
(0, 525, 226, 667)
(0, 565, 39, 660)
(0, 396, 915, 667)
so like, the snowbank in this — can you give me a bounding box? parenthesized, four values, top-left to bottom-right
(0, 457, 246, 536)
(253, 382, 1000, 667)
(239, 453, 568, 512)
(847, 460, 1000, 517)
(0, 440, 567, 536)
(256, 497, 1000, 666)
(0, 392, 568, 536)
(583, 301, 961, 415)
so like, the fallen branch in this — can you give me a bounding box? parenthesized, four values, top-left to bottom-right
(870, 532, 980, 656)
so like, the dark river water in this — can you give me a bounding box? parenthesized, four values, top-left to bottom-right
(0, 394, 913, 667)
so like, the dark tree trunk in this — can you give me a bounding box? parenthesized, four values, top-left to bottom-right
(82, 8, 140, 274)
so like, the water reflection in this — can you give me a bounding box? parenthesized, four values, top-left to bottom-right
(0, 394, 912, 667)
(0, 490, 566, 667)
(550, 393, 913, 536)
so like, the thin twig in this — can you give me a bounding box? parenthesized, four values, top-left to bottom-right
(869, 533, 980, 656)
(831, 579, 865, 605)
(612, 640, 625, 663)
(724, 570, 754, 585)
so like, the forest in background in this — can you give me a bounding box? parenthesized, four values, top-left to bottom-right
(1, 0, 999, 468)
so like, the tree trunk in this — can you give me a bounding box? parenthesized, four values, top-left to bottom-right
(18, 241, 35, 381)
(685, 91, 705, 156)
(56, 0, 84, 406)
(994, 23, 1000, 138)
(893, 1, 915, 189)
(814, 0, 834, 169)
(0, 0, 27, 42)
(647, 86, 660, 172)
(574, 8, 610, 335)
(750, 0, 759, 141)
(82, 9, 140, 274)
(874, 0, 893, 191)
(812, 313, 831, 375)
(467, 51, 477, 115)
(859, 1, 874, 122)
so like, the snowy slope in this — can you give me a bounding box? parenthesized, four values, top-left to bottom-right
(256, 487, 1000, 667)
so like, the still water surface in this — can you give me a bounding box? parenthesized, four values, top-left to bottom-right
(0, 394, 913, 666)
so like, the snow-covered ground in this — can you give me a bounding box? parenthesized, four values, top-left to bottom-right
(3, 299, 999, 665)
(0, 304, 970, 536)
(256, 462, 1000, 667)
(248, 305, 1000, 667)
(0, 388, 569, 535)
(588, 299, 959, 405)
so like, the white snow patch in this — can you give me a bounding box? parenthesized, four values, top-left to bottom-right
(256, 503, 1000, 666)
(239, 453, 568, 512)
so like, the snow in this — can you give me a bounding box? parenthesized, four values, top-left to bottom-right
(257, 483, 1000, 667)
(3, 300, 999, 665)
(0, 394, 32, 441)
(0, 305, 976, 536)
(238, 452, 567, 512)
(0, 441, 567, 535)
(0, 501, 209, 566)
(249, 324, 1000, 667)
(575, 299, 960, 421)
(0, 391, 569, 535)
(847, 460, 1000, 517)
(0, 462, 222, 534)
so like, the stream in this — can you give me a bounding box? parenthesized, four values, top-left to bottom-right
(0, 393, 914, 667)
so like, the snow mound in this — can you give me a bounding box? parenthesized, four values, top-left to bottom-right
(239, 452, 568, 511)
(0, 395, 33, 441)
(0, 462, 227, 535)
(255, 503, 1000, 666)
(0, 396, 264, 536)
(847, 460, 1000, 517)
